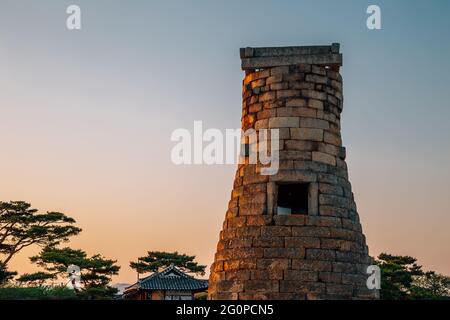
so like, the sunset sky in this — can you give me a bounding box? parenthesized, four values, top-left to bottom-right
(1, 0, 449, 284)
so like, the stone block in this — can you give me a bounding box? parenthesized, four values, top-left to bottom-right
(261, 226, 291, 237)
(239, 259, 258, 270)
(276, 127, 290, 139)
(277, 89, 300, 98)
(305, 74, 328, 84)
(326, 70, 341, 81)
(228, 198, 238, 209)
(285, 236, 320, 248)
(285, 140, 315, 151)
(329, 228, 358, 241)
(223, 260, 240, 271)
(266, 74, 283, 85)
(333, 262, 357, 274)
(318, 272, 342, 283)
(319, 194, 350, 208)
(319, 183, 344, 196)
(277, 106, 315, 118)
(327, 94, 338, 106)
(259, 91, 276, 102)
(243, 172, 269, 185)
(225, 270, 251, 281)
(253, 236, 284, 248)
(286, 98, 307, 107)
(319, 205, 349, 218)
(249, 103, 262, 113)
(273, 215, 307, 226)
(212, 261, 224, 272)
(312, 151, 336, 166)
(293, 160, 327, 172)
(231, 248, 265, 260)
(320, 239, 354, 251)
(255, 119, 269, 129)
(239, 193, 266, 205)
(324, 131, 342, 146)
(243, 183, 266, 195)
(280, 281, 325, 294)
(269, 170, 317, 182)
(306, 248, 336, 261)
(284, 270, 318, 281)
(326, 284, 353, 296)
(270, 82, 289, 90)
(290, 128, 324, 141)
(308, 99, 323, 109)
(309, 182, 319, 216)
(290, 81, 315, 90)
(335, 251, 362, 263)
(312, 65, 327, 75)
(227, 216, 247, 228)
(239, 202, 266, 216)
(264, 247, 305, 259)
(291, 259, 332, 271)
(270, 66, 290, 75)
(284, 72, 304, 81)
(212, 292, 239, 300)
(301, 89, 327, 100)
(331, 80, 342, 91)
(216, 280, 244, 293)
(244, 280, 279, 292)
(251, 79, 265, 89)
(234, 226, 261, 237)
(254, 69, 271, 80)
(341, 273, 366, 286)
(307, 216, 342, 227)
(318, 173, 338, 184)
(257, 258, 290, 270)
(257, 109, 276, 120)
(279, 150, 312, 160)
(210, 271, 226, 283)
(251, 269, 283, 280)
(269, 116, 299, 128)
(226, 207, 239, 219)
(317, 143, 340, 156)
(300, 117, 329, 129)
(246, 216, 271, 226)
(292, 226, 331, 238)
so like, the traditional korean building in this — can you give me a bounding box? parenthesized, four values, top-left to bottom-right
(123, 264, 208, 300)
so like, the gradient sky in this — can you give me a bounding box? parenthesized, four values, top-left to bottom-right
(1, 0, 449, 283)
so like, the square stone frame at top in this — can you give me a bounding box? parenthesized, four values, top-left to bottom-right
(267, 181, 319, 217)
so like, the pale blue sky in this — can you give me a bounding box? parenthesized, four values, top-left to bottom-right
(1, 0, 449, 282)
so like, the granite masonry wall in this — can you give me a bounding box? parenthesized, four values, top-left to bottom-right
(208, 46, 378, 300)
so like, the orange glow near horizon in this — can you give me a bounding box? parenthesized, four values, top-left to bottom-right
(1, 0, 449, 286)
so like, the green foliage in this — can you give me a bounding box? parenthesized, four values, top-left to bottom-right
(0, 285, 77, 300)
(130, 251, 206, 275)
(0, 265, 17, 286)
(195, 292, 208, 300)
(376, 253, 450, 300)
(77, 285, 119, 300)
(411, 272, 450, 300)
(21, 246, 120, 299)
(17, 272, 56, 286)
(0, 201, 81, 271)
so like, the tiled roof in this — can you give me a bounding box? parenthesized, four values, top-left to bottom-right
(128, 265, 208, 291)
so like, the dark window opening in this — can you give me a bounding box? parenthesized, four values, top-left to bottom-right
(277, 183, 309, 215)
(241, 143, 250, 157)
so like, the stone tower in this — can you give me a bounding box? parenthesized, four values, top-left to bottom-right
(208, 44, 378, 300)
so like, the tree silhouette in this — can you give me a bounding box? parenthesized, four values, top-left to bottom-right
(130, 251, 206, 275)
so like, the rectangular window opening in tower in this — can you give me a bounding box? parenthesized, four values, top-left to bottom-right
(277, 183, 309, 215)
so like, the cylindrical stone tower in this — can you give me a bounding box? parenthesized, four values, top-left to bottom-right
(208, 44, 378, 300)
